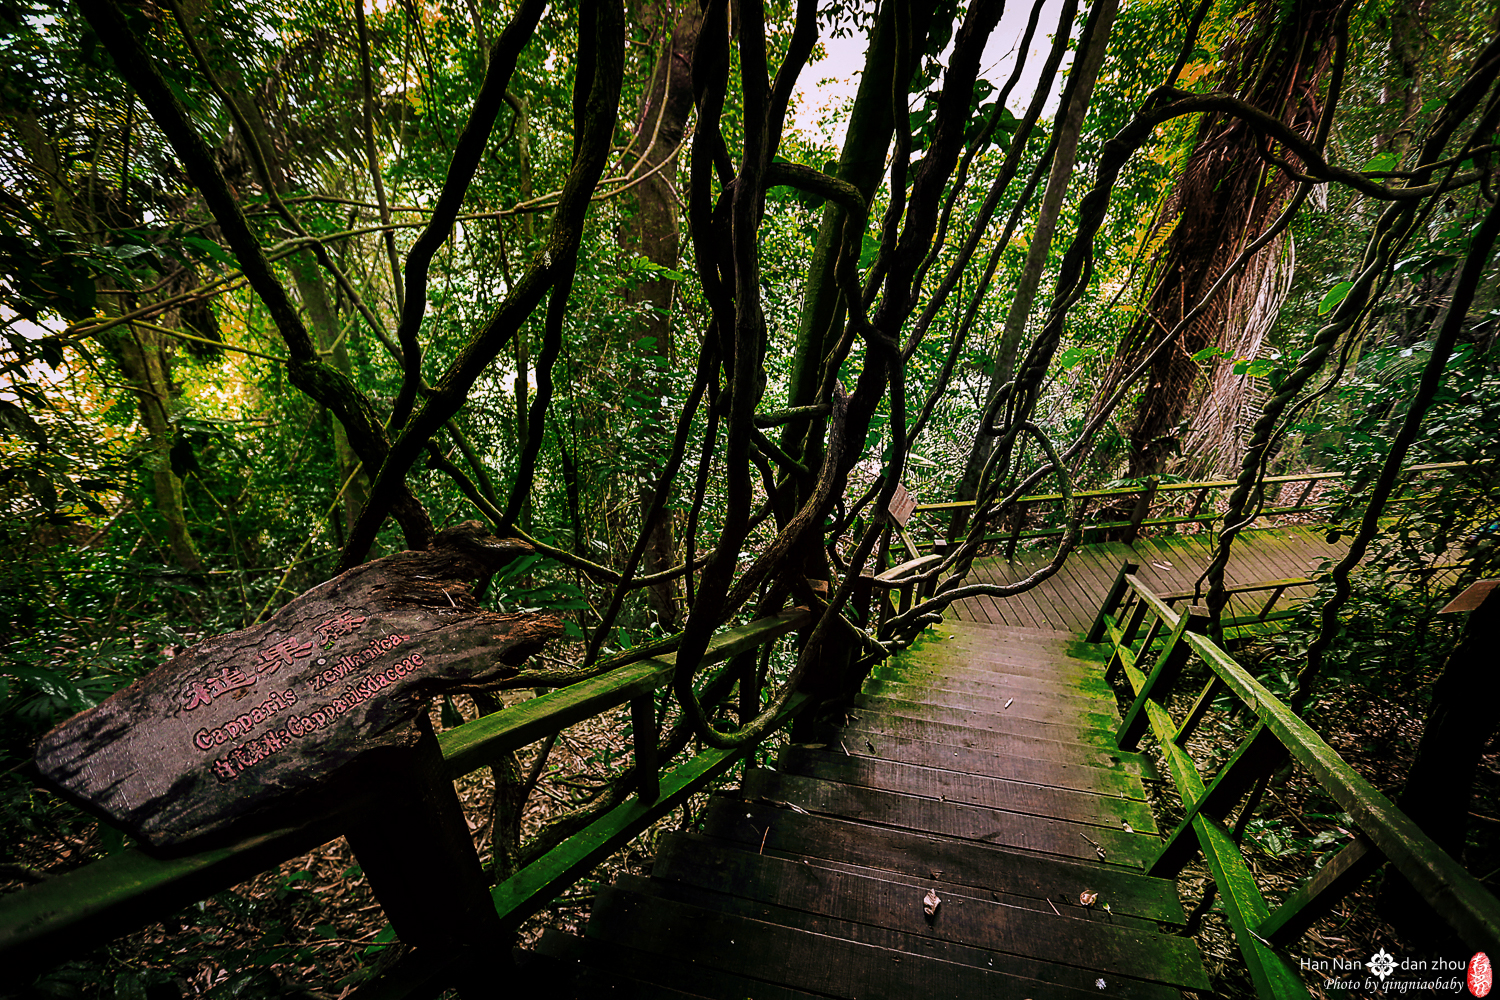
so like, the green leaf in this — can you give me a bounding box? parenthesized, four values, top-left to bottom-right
(1191, 347, 1233, 363)
(1056, 346, 1087, 370)
(1361, 150, 1398, 173)
(1318, 281, 1353, 315)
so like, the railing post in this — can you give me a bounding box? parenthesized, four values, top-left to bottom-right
(1086, 561, 1140, 643)
(342, 717, 504, 994)
(1257, 835, 1385, 946)
(1148, 723, 1289, 878)
(1123, 475, 1159, 544)
(630, 694, 660, 803)
(1117, 606, 1210, 751)
(1004, 503, 1025, 561)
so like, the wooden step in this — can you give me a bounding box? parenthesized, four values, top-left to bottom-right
(934, 620, 1080, 642)
(868, 662, 1117, 700)
(587, 885, 1184, 1000)
(644, 839, 1211, 990)
(847, 695, 1123, 747)
(534, 927, 826, 999)
(790, 730, 1154, 797)
(742, 768, 1158, 869)
(858, 686, 1120, 725)
(825, 715, 1145, 770)
(774, 746, 1159, 833)
(700, 799, 1185, 924)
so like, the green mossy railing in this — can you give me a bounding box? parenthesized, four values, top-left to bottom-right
(911, 460, 1481, 556)
(1089, 569, 1500, 998)
(0, 607, 812, 994)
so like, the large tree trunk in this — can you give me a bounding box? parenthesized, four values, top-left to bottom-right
(1099, 0, 1341, 480)
(617, 4, 703, 627)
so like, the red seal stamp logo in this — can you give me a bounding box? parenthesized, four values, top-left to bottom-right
(1470, 952, 1493, 998)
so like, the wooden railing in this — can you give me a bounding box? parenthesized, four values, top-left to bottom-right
(1089, 569, 1500, 997)
(909, 460, 1479, 558)
(0, 607, 812, 993)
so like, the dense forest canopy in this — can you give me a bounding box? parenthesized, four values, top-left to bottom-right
(2, 0, 1499, 987)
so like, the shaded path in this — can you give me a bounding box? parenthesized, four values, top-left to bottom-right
(527, 620, 1212, 998)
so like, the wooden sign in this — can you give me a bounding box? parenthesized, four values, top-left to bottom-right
(1438, 579, 1499, 614)
(886, 483, 918, 527)
(36, 523, 563, 849)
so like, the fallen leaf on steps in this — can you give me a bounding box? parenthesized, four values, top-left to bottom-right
(923, 889, 941, 917)
(1079, 890, 1098, 907)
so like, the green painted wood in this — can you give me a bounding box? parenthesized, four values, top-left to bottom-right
(439, 607, 808, 776)
(1183, 630, 1500, 954)
(1116, 606, 1210, 751)
(490, 694, 808, 931)
(0, 809, 347, 972)
(1258, 834, 1385, 947)
(1116, 623, 1312, 997)
(1149, 724, 1289, 878)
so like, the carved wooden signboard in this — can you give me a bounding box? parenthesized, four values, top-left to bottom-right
(36, 523, 562, 849)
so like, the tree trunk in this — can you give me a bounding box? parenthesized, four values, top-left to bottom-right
(617, 4, 703, 627)
(1099, 0, 1341, 479)
(951, 0, 1117, 535)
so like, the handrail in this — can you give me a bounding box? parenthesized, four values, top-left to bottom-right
(912, 460, 1480, 511)
(0, 607, 812, 986)
(906, 460, 1484, 557)
(1089, 568, 1500, 997)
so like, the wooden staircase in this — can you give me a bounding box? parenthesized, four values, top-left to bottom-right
(523, 620, 1212, 998)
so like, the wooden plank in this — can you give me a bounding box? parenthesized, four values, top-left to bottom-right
(775, 746, 1159, 832)
(865, 668, 1117, 710)
(699, 802, 1186, 924)
(968, 558, 1046, 629)
(830, 716, 1144, 770)
(794, 731, 1152, 797)
(851, 695, 1122, 746)
(850, 696, 1122, 744)
(642, 846, 1210, 989)
(868, 662, 1117, 701)
(589, 886, 1184, 1000)
(535, 929, 828, 1000)
(744, 769, 1158, 869)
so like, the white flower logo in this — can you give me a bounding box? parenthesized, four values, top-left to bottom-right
(1368, 948, 1397, 981)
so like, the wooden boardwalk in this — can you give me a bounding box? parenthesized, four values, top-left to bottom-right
(526, 618, 1213, 998)
(952, 524, 1349, 632)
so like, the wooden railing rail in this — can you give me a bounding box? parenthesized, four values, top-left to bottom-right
(0, 607, 812, 991)
(1089, 569, 1500, 998)
(907, 460, 1480, 555)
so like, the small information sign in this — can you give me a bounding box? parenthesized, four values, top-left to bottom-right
(886, 483, 918, 527)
